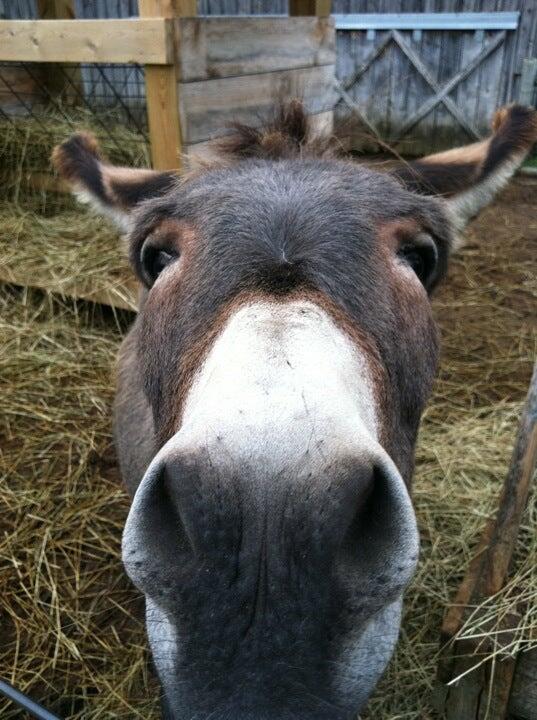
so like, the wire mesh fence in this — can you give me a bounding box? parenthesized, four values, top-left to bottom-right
(0, 60, 150, 212)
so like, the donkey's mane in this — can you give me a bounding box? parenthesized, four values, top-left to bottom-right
(213, 100, 342, 162)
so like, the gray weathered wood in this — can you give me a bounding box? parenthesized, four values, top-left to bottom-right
(394, 29, 475, 140)
(340, 29, 393, 91)
(1, 1, 536, 154)
(520, 58, 537, 107)
(391, 29, 506, 141)
(178, 64, 336, 144)
(333, 77, 380, 138)
(176, 17, 335, 82)
(435, 360, 537, 720)
(334, 12, 520, 31)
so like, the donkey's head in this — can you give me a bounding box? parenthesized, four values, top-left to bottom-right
(53, 103, 537, 720)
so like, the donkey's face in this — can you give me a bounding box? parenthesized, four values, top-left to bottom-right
(54, 103, 537, 719)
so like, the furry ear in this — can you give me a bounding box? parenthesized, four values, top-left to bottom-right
(52, 133, 177, 231)
(391, 105, 537, 234)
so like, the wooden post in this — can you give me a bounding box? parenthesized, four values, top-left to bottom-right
(139, 0, 195, 170)
(520, 58, 537, 107)
(289, 0, 331, 16)
(36, 0, 81, 104)
(36, 0, 75, 20)
(435, 360, 537, 719)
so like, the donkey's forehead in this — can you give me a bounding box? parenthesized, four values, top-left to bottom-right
(135, 158, 447, 233)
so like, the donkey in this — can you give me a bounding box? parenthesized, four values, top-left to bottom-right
(53, 102, 537, 720)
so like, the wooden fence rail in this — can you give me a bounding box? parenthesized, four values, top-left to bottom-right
(435, 360, 537, 719)
(0, 19, 175, 64)
(0, 0, 333, 172)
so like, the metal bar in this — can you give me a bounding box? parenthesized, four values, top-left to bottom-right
(0, 679, 61, 720)
(334, 12, 519, 32)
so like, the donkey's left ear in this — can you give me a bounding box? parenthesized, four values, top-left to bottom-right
(391, 105, 537, 239)
(52, 132, 177, 232)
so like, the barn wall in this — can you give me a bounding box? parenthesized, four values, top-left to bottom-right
(332, 0, 537, 142)
(1, 0, 535, 152)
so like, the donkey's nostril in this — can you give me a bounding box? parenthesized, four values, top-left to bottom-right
(122, 453, 196, 591)
(338, 456, 419, 593)
(122, 446, 244, 592)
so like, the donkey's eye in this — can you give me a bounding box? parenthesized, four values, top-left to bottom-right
(140, 244, 178, 285)
(398, 236, 438, 290)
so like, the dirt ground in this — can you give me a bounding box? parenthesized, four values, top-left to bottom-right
(0, 175, 536, 719)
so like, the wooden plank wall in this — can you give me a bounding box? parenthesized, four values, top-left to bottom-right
(175, 16, 336, 154)
(336, 28, 508, 153)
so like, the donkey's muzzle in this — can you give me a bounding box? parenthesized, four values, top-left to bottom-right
(122, 432, 418, 608)
(121, 432, 419, 719)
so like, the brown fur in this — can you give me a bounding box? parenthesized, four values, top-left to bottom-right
(52, 102, 537, 209)
(52, 131, 176, 210)
(214, 99, 342, 162)
(51, 130, 101, 180)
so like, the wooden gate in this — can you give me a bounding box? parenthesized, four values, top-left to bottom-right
(333, 12, 520, 155)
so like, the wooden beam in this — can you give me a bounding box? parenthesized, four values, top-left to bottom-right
(289, 0, 331, 16)
(520, 58, 537, 106)
(178, 65, 336, 144)
(176, 17, 335, 82)
(139, 0, 192, 171)
(435, 360, 537, 719)
(340, 30, 393, 91)
(0, 19, 174, 64)
(0, 265, 139, 312)
(391, 29, 503, 142)
(36, 0, 81, 106)
(391, 29, 482, 140)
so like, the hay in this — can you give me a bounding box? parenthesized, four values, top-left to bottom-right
(0, 177, 536, 718)
(0, 202, 137, 310)
(0, 108, 150, 213)
(362, 180, 537, 719)
(0, 287, 157, 719)
(0, 112, 143, 308)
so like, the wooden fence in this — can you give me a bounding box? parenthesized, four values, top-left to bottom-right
(0, 0, 336, 171)
(0, 0, 336, 310)
(333, 10, 536, 154)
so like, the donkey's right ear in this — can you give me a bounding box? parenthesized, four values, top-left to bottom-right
(52, 132, 177, 232)
(391, 105, 537, 238)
